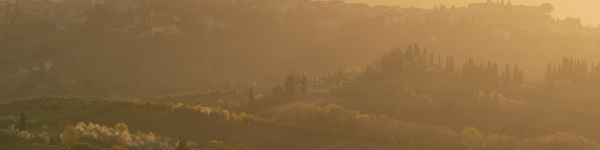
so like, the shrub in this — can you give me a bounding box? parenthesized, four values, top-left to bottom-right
(38, 131, 51, 144)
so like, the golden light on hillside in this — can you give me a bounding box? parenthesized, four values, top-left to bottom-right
(1, 0, 600, 149)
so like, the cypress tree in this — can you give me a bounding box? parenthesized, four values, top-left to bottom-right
(247, 88, 255, 101)
(285, 75, 296, 95)
(17, 112, 26, 131)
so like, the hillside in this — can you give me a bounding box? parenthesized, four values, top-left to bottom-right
(1, 95, 599, 150)
(0, 97, 407, 150)
(3, 0, 600, 150)
(344, 0, 600, 25)
(1, 0, 599, 100)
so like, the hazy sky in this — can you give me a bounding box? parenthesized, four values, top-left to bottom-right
(345, 0, 600, 26)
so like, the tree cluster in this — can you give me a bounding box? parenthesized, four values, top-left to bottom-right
(376, 43, 525, 87)
(544, 57, 600, 85)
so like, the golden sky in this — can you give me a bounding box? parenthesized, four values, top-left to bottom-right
(345, 0, 600, 26)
